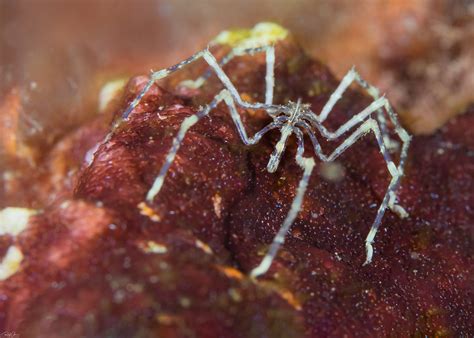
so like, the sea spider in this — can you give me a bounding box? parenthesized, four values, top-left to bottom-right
(102, 25, 411, 278)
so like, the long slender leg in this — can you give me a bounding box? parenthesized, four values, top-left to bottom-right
(308, 96, 392, 142)
(351, 71, 400, 150)
(182, 46, 276, 105)
(310, 68, 408, 148)
(201, 48, 280, 113)
(300, 119, 397, 182)
(353, 71, 411, 156)
(122, 50, 207, 121)
(315, 84, 412, 210)
(304, 99, 396, 166)
(223, 87, 282, 145)
(90, 48, 281, 169)
(120, 46, 278, 133)
(318, 67, 358, 123)
(146, 89, 227, 202)
(304, 68, 412, 215)
(251, 128, 315, 278)
(317, 67, 389, 127)
(183, 46, 268, 88)
(309, 68, 411, 160)
(87, 50, 209, 168)
(302, 118, 408, 214)
(146, 89, 283, 202)
(264, 46, 275, 105)
(322, 119, 407, 264)
(301, 118, 410, 264)
(364, 125, 411, 265)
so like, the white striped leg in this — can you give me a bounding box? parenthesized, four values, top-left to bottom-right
(146, 89, 283, 203)
(310, 68, 405, 150)
(263, 46, 276, 105)
(309, 96, 392, 144)
(202, 50, 281, 114)
(123, 46, 279, 126)
(251, 128, 315, 278)
(122, 50, 207, 121)
(223, 89, 283, 145)
(322, 119, 405, 265)
(317, 95, 411, 217)
(306, 91, 411, 215)
(87, 50, 208, 169)
(92, 47, 280, 171)
(318, 67, 358, 123)
(146, 89, 227, 202)
(350, 69, 410, 144)
(123, 45, 278, 124)
(301, 118, 408, 264)
(351, 71, 400, 150)
(305, 99, 396, 166)
(183, 45, 276, 105)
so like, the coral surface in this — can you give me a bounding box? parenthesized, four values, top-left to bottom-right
(0, 30, 473, 337)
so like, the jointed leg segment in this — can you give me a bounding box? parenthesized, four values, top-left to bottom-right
(182, 45, 276, 105)
(130, 46, 279, 203)
(146, 89, 281, 203)
(117, 46, 277, 133)
(285, 66, 411, 264)
(250, 129, 315, 278)
(146, 89, 227, 201)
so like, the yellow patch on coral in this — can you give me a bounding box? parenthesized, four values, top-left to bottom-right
(240, 93, 254, 103)
(137, 202, 161, 222)
(212, 22, 288, 49)
(0, 246, 23, 280)
(259, 280, 303, 311)
(216, 265, 244, 280)
(156, 313, 179, 325)
(195, 239, 213, 255)
(212, 193, 223, 219)
(98, 78, 126, 112)
(139, 240, 168, 254)
(277, 289, 302, 311)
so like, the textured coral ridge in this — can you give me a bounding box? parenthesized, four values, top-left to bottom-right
(1, 38, 473, 337)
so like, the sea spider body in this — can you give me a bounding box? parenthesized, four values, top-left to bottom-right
(265, 100, 311, 173)
(95, 23, 411, 278)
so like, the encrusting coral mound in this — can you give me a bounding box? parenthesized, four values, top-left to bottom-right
(0, 23, 472, 337)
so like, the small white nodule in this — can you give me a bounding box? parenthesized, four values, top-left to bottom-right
(319, 162, 345, 183)
(0, 246, 24, 280)
(0, 207, 36, 237)
(98, 79, 127, 112)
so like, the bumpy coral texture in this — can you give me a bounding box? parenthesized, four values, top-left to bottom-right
(1, 39, 473, 337)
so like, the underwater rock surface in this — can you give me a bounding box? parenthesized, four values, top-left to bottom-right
(0, 35, 472, 337)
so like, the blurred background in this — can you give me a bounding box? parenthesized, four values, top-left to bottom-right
(1, 0, 473, 167)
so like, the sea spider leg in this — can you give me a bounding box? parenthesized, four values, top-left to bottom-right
(351, 70, 399, 150)
(299, 118, 409, 265)
(88, 50, 212, 166)
(122, 50, 209, 120)
(146, 89, 226, 201)
(182, 45, 276, 105)
(314, 68, 408, 150)
(146, 88, 284, 202)
(250, 127, 315, 278)
(305, 97, 395, 166)
(99, 46, 280, 204)
(304, 72, 412, 213)
(89, 47, 282, 169)
(122, 47, 279, 129)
